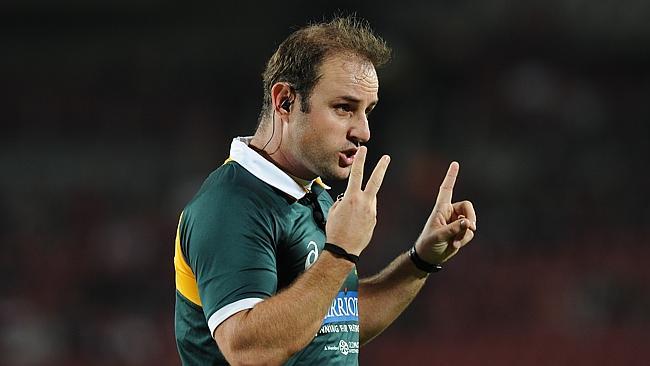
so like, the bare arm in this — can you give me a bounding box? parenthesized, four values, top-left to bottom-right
(358, 162, 478, 345)
(358, 252, 427, 345)
(214, 147, 391, 365)
(215, 251, 353, 365)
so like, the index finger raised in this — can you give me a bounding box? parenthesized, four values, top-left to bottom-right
(346, 146, 367, 192)
(436, 161, 459, 204)
(364, 155, 391, 196)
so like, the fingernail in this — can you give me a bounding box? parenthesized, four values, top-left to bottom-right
(460, 219, 465, 228)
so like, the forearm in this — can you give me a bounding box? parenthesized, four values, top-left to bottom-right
(358, 251, 428, 345)
(216, 251, 354, 365)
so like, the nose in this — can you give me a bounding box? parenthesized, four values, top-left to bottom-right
(348, 114, 371, 145)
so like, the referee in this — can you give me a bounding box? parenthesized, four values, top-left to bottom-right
(174, 16, 477, 365)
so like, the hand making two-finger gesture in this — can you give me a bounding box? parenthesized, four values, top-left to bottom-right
(414, 162, 478, 265)
(326, 146, 391, 256)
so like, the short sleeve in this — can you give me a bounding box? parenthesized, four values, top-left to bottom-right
(180, 175, 279, 335)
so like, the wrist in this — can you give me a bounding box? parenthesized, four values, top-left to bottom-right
(414, 240, 442, 264)
(323, 243, 359, 265)
(409, 244, 442, 273)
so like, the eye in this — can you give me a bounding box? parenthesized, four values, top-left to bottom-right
(334, 104, 353, 113)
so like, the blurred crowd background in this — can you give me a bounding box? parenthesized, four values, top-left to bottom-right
(2, 1, 649, 365)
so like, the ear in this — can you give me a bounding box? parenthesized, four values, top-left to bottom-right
(270, 82, 294, 118)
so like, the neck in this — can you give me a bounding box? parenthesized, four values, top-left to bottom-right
(249, 142, 316, 185)
(250, 128, 316, 181)
(248, 142, 278, 167)
(251, 113, 279, 151)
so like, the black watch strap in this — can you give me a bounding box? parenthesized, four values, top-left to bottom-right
(409, 246, 443, 273)
(324, 243, 359, 264)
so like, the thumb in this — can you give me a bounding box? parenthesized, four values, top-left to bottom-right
(436, 218, 468, 242)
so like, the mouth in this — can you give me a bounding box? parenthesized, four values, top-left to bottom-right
(338, 148, 358, 167)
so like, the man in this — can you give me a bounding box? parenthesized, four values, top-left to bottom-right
(174, 16, 477, 365)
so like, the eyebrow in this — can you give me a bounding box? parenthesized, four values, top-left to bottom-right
(338, 95, 379, 109)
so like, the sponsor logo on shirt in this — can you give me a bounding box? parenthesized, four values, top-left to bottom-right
(322, 291, 358, 324)
(323, 340, 360, 355)
(304, 241, 319, 269)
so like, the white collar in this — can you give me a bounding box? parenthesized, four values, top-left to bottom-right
(228, 136, 330, 200)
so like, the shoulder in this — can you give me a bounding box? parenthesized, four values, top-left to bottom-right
(191, 161, 286, 209)
(179, 161, 288, 259)
(181, 161, 292, 232)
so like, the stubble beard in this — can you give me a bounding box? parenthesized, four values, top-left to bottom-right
(293, 113, 350, 182)
(296, 141, 349, 181)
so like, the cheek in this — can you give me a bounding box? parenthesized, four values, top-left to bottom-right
(321, 112, 349, 137)
(305, 113, 342, 138)
(297, 108, 352, 154)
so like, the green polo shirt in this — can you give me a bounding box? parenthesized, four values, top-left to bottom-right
(174, 137, 359, 365)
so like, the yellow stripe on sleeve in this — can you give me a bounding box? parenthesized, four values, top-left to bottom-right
(174, 212, 203, 306)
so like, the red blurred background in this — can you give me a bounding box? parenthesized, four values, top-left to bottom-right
(2, 1, 649, 365)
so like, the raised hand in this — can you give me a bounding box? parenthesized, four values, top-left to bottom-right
(326, 146, 391, 256)
(414, 162, 477, 264)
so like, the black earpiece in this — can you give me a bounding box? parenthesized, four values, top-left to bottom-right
(281, 98, 292, 112)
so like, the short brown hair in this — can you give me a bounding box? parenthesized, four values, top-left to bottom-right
(259, 16, 391, 120)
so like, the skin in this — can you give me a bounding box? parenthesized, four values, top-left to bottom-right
(251, 55, 378, 181)
(217, 54, 478, 365)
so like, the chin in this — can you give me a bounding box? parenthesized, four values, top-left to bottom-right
(334, 166, 352, 181)
(318, 166, 351, 182)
